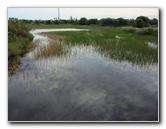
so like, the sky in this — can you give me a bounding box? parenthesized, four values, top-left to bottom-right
(8, 8, 159, 20)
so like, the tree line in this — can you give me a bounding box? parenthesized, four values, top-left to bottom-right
(9, 16, 158, 28)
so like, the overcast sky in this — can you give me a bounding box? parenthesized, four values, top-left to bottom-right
(8, 8, 159, 20)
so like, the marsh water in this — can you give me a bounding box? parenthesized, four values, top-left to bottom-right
(8, 29, 158, 121)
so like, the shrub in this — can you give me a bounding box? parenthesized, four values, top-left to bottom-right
(153, 29, 158, 36)
(136, 16, 150, 28)
(24, 33, 34, 40)
(136, 18, 145, 28)
(8, 18, 35, 76)
(143, 28, 154, 35)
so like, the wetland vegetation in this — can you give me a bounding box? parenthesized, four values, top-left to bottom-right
(8, 16, 158, 121)
(42, 26, 158, 65)
(8, 18, 35, 76)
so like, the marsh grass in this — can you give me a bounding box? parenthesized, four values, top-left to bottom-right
(40, 33, 66, 41)
(8, 40, 36, 76)
(43, 26, 158, 65)
(8, 38, 35, 58)
(33, 38, 68, 60)
(8, 57, 20, 76)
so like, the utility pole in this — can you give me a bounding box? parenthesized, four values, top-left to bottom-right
(58, 8, 60, 19)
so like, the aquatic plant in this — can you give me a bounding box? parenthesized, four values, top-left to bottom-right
(43, 26, 158, 65)
(33, 39, 68, 59)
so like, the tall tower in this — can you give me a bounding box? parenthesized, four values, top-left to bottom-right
(58, 8, 60, 19)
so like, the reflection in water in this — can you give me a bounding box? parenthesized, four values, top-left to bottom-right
(8, 29, 158, 121)
(146, 42, 158, 48)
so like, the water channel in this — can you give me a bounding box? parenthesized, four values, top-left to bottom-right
(8, 29, 158, 121)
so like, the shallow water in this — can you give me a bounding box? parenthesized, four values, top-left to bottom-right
(146, 42, 158, 48)
(8, 29, 158, 121)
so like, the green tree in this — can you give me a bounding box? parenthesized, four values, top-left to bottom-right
(128, 19, 136, 27)
(149, 18, 158, 26)
(34, 20, 40, 24)
(136, 18, 145, 28)
(117, 18, 128, 26)
(100, 18, 113, 26)
(112, 19, 119, 27)
(45, 20, 52, 24)
(136, 16, 150, 27)
(79, 17, 88, 25)
(69, 16, 74, 24)
(88, 18, 98, 25)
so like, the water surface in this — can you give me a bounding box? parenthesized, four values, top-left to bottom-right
(8, 29, 158, 121)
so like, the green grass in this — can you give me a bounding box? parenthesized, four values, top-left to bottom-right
(8, 21, 36, 76)
(8, 38, 35, 76)
(42, 26, 158, 65)
(8, 37, 34, 58)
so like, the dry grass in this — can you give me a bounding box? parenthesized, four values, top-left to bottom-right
(33, 37, 67, 59)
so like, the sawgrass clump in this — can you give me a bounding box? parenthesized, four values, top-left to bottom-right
(33, 38, 68, 59)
